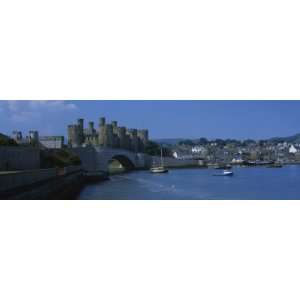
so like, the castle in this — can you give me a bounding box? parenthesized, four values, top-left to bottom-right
(12, 130, 65, 149)
(67, 117, 149, 152)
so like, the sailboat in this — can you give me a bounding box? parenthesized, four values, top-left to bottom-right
(150, 148, 169, 173)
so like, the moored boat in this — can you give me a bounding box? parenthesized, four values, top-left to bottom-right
(150, 166, 169, 173)
(213, 170, 234, 176)
(150, 147, 169, 174)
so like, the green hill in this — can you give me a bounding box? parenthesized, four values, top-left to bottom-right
(40, 148, 81, 168)
(155, 133, 300, 145)
(269, 133, 300, 144)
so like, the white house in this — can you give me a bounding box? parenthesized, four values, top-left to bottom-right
(173, 151, 178, 159)
(289, 145, 298, 154)
(191, 146, 202, 153)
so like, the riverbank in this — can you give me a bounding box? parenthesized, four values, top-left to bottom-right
(0, 166, 84, 200)
(2, 162, 297, 199)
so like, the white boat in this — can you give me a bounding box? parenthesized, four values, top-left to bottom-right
(213, 170, 234, 176)
(150, 148, 169, 173)
(150, 166, 169, 173)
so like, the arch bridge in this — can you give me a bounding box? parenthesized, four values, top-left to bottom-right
(71, 146, 151, 173)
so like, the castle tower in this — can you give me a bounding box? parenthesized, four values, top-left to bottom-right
(29, 130, 39, 144)
(68, 125, 80, 147)
(137, 129, 149, 152)
(117, 127, 126, 149)
(88, 121, 95, 135)
(12, 131, 22, 142)
(124, 130, 132, 150)
(128, 129, 139, 152)
(104, 124, 113, 147)
(112, 121, 118, 133)
(98, 117, 106, 146)
(77, 118, 84, 145)
(99, 117, 106, 127)
(111, 121, 119, 147)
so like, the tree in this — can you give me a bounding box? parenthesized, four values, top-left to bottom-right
(178, 139, 195, 146)
(198, 138, 208, 145)
(242, 139, 256, 146)
(145, 141, 172, 157)
(0, 134, 18, 146)
(212, 139, 226, 146)
(145, 141, 161, 156)
(258, 140, 267, 147)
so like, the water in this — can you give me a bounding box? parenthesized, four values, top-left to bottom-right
(77, 165, 300, 200)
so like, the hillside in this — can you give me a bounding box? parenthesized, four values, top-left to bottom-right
(269, 133, 300, 144)
(155, 132, 300, 145)
(40, 149, 81, 168)
(0, 133, 18, 146)
(154, 138, 186, 145)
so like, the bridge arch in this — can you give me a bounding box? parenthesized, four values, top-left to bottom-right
(71, 146, 147, 173)
(109, 154, 135, 171)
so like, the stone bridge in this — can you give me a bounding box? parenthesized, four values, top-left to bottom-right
(71, 146, 152, 173)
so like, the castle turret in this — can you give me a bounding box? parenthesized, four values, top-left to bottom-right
(137, 129, 149, 152)
(12, 131, 23, 142)
(98, 117, 106, 145)
(89, 121, 94, 130)
(29, 130, 39, 144)
(117, 127, 126, 149)
(104, 124, 113, 147)
(124, 130, 132, 150)
(68, 125, 80, 147)
(112, 121, 118, 132)
(77, 118, 84, 145)
(111, 121, 120, 147)
(128, 129, 139, 152)
(99, 117, 105, 126)
(88, 121, 95, 135)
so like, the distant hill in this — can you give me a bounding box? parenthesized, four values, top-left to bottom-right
(154, 138, 186, 145)
(269, 133, 300, 144)
(154, 133, 300, 145)
(0, 133, 9, 140)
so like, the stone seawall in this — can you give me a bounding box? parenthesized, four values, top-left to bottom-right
(0, 146, 40, 171)
(151, 156, 205, 168)
(0, 166, 83, 200)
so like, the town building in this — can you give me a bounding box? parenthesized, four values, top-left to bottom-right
(289, 145, 298, 154)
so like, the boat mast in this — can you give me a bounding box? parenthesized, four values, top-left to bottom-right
(160, 147, 164, 167)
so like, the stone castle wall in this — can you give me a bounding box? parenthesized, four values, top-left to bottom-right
(0, 146, 40, 171)
(68, 117, 149, 152)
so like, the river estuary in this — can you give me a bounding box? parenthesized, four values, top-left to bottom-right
(77, 165, 300, 200)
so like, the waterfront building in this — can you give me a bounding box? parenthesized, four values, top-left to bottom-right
(289, 145, 298, 154)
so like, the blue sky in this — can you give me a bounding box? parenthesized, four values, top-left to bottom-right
(0, 100, 299, 140)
